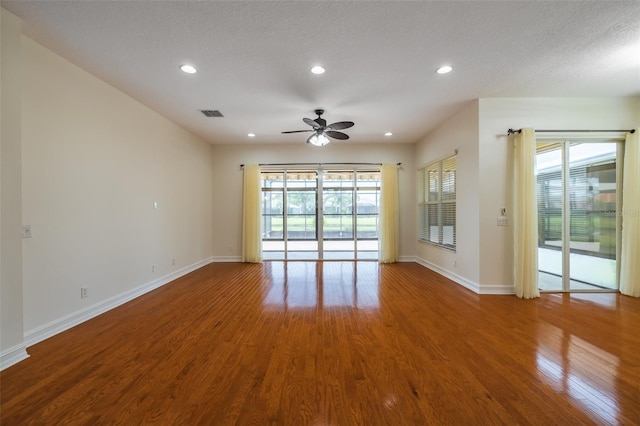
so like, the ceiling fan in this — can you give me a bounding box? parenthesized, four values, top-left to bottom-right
(282, 109, 354, 146)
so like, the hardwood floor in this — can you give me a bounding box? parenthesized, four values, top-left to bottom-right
(2, 262, 639, 425)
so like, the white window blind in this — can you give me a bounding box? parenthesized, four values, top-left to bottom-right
(419, 155, 456, 250)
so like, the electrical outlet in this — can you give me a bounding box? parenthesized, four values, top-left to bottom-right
(22, 225, 32, 238)
(80, 287, 88, 298)
(497, 216, 509, 226)
(152, 265, 156, 273)
(227, 246, 232, 253)
(171, 258, 176, 266)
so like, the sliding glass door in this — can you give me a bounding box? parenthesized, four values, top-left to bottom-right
(262, 171, 318, 260)
(322, 171, 380, 260)
(322, 171, 355, 259)
(536, 141, 621, 291)
(261, 168, 380, 260)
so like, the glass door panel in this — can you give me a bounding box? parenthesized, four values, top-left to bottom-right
(355, 172, 380, 259)
(323, 171, 355, 260)
(262, 172, 285, 260)
(262, 191, 283, 239)
(285, 172, 317, 260)
(568, 143, 617, 290)
(536, 144, 564, 291)
(323, 191, 354, 239)
(286, 191, 316, 239)
(536, 141, 620, 292)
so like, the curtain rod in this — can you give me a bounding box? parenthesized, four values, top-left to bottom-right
(507, 128, 635, 135)
(240, 162, 401, 167)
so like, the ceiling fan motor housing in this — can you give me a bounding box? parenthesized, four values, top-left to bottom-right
(313, 110, 326, 128)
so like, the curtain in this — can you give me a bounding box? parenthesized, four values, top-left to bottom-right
(379, 163, 399, 263)
(513, 128, 540, 299)
(242, 164, 262, 263)
(620, 129, 639, 297)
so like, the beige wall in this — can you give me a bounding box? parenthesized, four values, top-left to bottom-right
(19, 36, 213, 340)
(415, 101, 481, 289)
(211, 142, 416, 261)
(1, 8, 26, 364)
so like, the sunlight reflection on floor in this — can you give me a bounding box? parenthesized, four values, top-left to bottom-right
(263, 261, 380, 309)
(536, 322, 620, 425)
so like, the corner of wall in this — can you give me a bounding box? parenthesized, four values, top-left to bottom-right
(415, 256, 480, 293)
(1, 7, 26, 366)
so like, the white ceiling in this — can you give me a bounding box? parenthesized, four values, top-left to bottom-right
(3, 1, 639, 145)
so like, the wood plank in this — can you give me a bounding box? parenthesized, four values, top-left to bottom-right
(2, 261, 639, 424)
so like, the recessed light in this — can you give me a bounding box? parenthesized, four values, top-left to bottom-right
(311, 65, 326, 75)
(247, 133, 256, 137)
(180, 64, 197, 74)
(384, 132, 393, 136)
(436, 65, 453, 74)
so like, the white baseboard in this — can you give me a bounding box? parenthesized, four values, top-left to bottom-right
(0, 344, 30, 371)
(415, 257, 480, 293)
(23, 257, 214, 349)
(479, 285, 516, 295)
(211, 256, 243, 262)
(415, 257, 515, 295)
(398, 256, 416, 263)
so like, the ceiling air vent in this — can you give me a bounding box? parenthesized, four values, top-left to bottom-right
(200, 110, 224, 118)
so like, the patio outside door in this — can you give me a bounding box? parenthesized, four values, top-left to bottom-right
(536, 141, 622, 291)
(261, 168, 380, 260)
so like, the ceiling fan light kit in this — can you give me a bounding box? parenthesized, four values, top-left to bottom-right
(282, 109, 354, 146)
(307, 131, 330, 146)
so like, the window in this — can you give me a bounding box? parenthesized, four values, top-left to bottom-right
(419, 155, 456, 250)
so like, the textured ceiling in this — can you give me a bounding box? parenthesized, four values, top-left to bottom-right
(3, 1, 639, 145)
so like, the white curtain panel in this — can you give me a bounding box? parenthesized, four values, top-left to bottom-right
(513, 128, 540, 299)
(620, 129, 640, 297)
(379, 163, 399, 263)
(242, 164, 262, 263)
